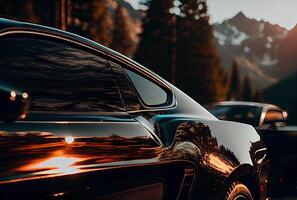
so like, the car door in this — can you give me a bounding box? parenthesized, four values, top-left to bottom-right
(0, 32, 193, 200)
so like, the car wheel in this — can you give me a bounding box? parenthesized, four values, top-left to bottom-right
(225, 182, 254, 200)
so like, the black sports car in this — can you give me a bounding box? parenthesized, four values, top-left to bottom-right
(0, 18, 268, 200)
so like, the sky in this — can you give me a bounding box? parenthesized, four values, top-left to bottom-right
(125, 0, 297, 30)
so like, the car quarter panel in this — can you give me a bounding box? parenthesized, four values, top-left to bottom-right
(146, 113, 268, 199)
(135, 86, 268, 199)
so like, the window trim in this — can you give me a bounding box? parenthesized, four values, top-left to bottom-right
(107, 54, 177, 112)
(0, 29, 107, 56)
(0, 30, 126, 113)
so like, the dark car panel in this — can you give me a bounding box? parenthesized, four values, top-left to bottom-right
(0, 112, 196, 199)
(0, 18, 268, 200)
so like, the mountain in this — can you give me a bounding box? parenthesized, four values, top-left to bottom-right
(213, 12, 288, 89)
(111, 0, 142, 51)
(264, 72, 297, 124)
(278, 24, 297, 78)
(116, 0, 142, 20)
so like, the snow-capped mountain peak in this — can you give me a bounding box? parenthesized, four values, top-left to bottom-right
(213, 12, 288, 89)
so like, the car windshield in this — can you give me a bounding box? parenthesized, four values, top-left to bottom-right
(209, 105, 263, 127)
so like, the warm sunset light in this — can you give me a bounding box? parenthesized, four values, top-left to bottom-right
(29, 156, 82, 175)
(207, 153, 234, 175)
(65, 136, 75, 144)
(10, 90, 16, 97)
(20, 114, 26, 119)
(10, 90, 16, 101)
(33, 156, 79, 168)
(22, 92, 28, 99)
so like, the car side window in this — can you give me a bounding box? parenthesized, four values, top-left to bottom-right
(124, 69, 168, 106)
(109, 60, 142, 111)
(0, 36, 124, 112)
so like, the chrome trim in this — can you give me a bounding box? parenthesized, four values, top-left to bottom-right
(0, 29, 107, 56)
(177, 168, 196, 200)
(134, 116, 164, 147)
(127, 106, 177, 114)
(13, 121, 140, 124)
(255, 148, 267, 155)
(28, 111, 130, 116)
(257, 154, 267, 165)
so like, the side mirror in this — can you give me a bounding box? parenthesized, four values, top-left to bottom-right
(0, 84, 29, 122)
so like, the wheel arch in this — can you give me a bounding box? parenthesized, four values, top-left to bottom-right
(226, 164, 260, 200)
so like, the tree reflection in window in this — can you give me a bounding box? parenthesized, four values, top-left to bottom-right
(0, 37, 123, 112)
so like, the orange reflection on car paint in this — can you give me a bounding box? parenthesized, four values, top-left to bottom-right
(0, 132, 162, 184)
(206, 153, 234, 175)
(21, 156, 83, 175)
(10, 90, 16, 98)
(20, 114, 27, 119)
(22, 92, 29, 99)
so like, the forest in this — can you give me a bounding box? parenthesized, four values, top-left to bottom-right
(0, 0, 288, 113)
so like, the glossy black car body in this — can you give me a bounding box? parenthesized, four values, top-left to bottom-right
(209, 101, 297, 189)
(0, 19, 268, 200)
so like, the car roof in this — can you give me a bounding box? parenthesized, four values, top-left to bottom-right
(212, 101, 281, 110)
(0, 18, 111, 53)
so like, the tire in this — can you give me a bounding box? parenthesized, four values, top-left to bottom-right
(225, 182, 254, 200)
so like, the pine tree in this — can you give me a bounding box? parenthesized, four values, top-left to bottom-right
(176, 0, 222, 104)
(214, 63, 229, 102)
(242, 74, 253, 101)
(68, 0, 113, 46)
(111, 5, 135, 57)
(254, 89, 263, 102)
(228, 61, 241, 100)
(91, 0, 113, 46)
(0, 0, 39, 23)
(134, 0, 175, 82)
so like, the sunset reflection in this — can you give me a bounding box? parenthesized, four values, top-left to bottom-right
(23, 156, 83, 175)
(0, 131, 161, 184)
(207, 153, 234, 174)
(65, 136, 75, 144)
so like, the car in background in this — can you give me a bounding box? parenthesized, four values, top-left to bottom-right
(0, 18, 269, 200)
(207, 101, 288, 129)
(208, 101, 297, 191)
